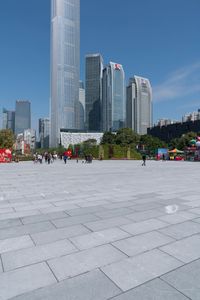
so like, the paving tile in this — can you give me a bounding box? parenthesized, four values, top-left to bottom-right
(0, 259, 3, 273)
(0, 262, 56, 299)
(0, 221, 55, 240)
(51, 214, 100, 228)
(21, 211, 68, 224)
(85, 216, 132, 231)
(31, 224, 91, 245)
(130, 202, 163, 212)
(126, 209, 164, 222)
(70, 227, 130, 250)
(0, 218, 22, 229)
(189, 207, 200, 215)
(66, 205, 105, 216)
(0, 207, 15, 214)
(158, 221, 200, 239)
(11, 269, 121, 300)
(39, 204, 79, 213)
(111, 278, 189, 300)
(101, 249, 183, 291)
(192, 217, 200, 223)
(94, 207, 133, 219)
(120, 218, 168, 235)
(76, 200, 110, 208)
(160, 234, 200, 263)
(0, 210, 40, 221)
(113, 231, 174, 256)
(0, 235, 34, 254)
(2, 239, 77, 271)
(48, 244, 126, 281)
(102, 201, 136, 210)
(158, 211, 198, 224)
(162, 259, 200, 300)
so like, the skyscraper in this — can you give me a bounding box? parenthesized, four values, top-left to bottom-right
(78, 81, 85, 130)
(50, 0, 80, 147)
(102, 62, 126, 132)
(85, 54, 103, 131)
(39, 118, 50, 148)
(126, 76, 152, 135)
(2, 108, 15, 132)
(15, 100, 31, 135)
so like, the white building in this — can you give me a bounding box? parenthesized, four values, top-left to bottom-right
(50, 0, 80, 147)
(126, 76, 152, 135)
(60, 132, 103, 149)
(24, 129, 36, 150)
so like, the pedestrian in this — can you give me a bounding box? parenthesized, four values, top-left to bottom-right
(142, 154, 146, 166)
(64, 154, 67, 164)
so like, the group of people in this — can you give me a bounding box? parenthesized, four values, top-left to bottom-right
(33, 152, 57, 164)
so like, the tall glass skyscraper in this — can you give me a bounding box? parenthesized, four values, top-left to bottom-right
(50, 0, 80, 147)
(39, 118, 50, 148)
(2, 108, 15, 133)
(102, 62, 125, 132)
(85, 54, 103, 131)
(126, 76, 152, 134)
(15, 100, 31, 135)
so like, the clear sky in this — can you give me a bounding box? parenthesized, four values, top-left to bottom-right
(0, 0, 200, 131)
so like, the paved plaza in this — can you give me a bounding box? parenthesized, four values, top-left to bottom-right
(0, 159, 200, 299)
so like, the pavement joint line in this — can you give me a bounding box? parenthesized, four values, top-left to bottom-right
(45, 260, 59, 283)
(0, 254, 4, 272)
(159, 276, 192, 300)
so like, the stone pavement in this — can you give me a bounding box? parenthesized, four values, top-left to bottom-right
(0, 159, 200, 299)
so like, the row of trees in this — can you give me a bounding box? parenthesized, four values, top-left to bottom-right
(0, 128, 199, 159)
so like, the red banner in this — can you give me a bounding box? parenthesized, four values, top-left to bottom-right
(0, 149, 12, 163)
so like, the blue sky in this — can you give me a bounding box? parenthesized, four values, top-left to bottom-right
(0, 0, 200, 131)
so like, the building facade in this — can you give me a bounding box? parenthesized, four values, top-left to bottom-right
(15, 100, 31, 135)
(50, 0, 80, 147)
(148, 120, 200, 143)
(39, 118, 50, 148)
(78, 81, 85, 130)
(24, 129, 36, 150)
(85, 54, 103, 132)
(2, 108, 15, 132)
(60, 131, 103, 149)
(102, 62, 125, 132)
(126, 76, 152, 135)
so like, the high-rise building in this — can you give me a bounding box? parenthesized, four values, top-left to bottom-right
(50, 0, 80, 147)
(24, 129, 36, 150)
(102, 62, 126, 132)
(39, 118, 50, 148)
(85, 54, 103, 131)
(78, 81, 85, 130)
(126, 76, 152, 135)
(2, 108, 15, 132)
(15, 100, 31, 135)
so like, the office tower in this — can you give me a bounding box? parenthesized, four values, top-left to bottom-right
(15, 100, 31, 135)
(39, 118, 50, 148)
(78, 81, 85, 130)
(102, 62, 126, 132)
(85, 54, 103, 131)
(24, 129, 36, 150)
(50, 0, 80, 147)
(126, 76, 152, 135)
(2, 108, 15, 132)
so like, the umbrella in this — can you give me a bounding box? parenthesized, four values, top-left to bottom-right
(168, 148, 184, 154)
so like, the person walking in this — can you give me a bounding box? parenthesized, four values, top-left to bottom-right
(142, 154, 146, 166)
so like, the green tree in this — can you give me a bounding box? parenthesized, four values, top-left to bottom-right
(139, 135, 167, 154)
(0, 129, 14, 149)
(115, 128, 140, 146)
(101, 132, 116, 144)
(170, 132, 197, 150)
